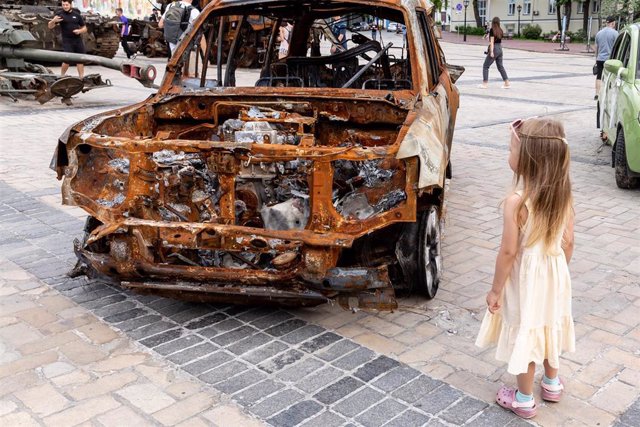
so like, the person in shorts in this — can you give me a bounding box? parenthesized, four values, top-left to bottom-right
(48, 0, 87, 78)
(594, 16, 618, 100)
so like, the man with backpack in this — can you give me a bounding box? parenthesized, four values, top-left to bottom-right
(158, 0, 200, 55)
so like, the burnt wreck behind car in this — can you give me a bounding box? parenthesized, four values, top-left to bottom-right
(51, 0, 462, 311)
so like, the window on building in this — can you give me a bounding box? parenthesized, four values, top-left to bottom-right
(548, 0, 556, 14)
(477, 0, 487, 23)
(577, 1, 586, 14)
(592, 0, 600, 13)
(523, 0, 532, 14)
(508, 0, 516, 15)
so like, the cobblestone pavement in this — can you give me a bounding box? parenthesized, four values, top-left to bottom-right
(1, 41, 639, 427)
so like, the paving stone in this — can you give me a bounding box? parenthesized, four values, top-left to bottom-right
(465, 405, 518, 426)
(211, 325, 259, 347)
(355, 398, 407, 427)
(81, 294, 127, 310)
(619, 399, 640, 426)
(295, 366, 344, 393)
(242, 341, 289, 365)
(332, 346, 376, 371)
(372, 365, 422, 392)
(199, 318, 242, 338)
(250, 389, 305, 419)
(73, 288, 119, 304)
(264, 319, 307, 337)
(93, 301, 137, 318)
(215, 368, 268, 395)
(281, 324, 325, 344)
(154, 335, 204, 356)
(267, 400, 323, 427)
(235, 307, 274, 322)
(153, 302, 192, 317)
(354, 355, 401, 382)
(299, 411, 349, 427)
(413, 384, 463, 415)
(182, 351, 234, 376)
(316, 339, 359, 361)
(383, 409, 432, 427)
(198, 360, 249, 385)
(333, 386, 385, 417)
(299, 332, 342, 353)
(234, 379, 285, 405)
(439, 396, 488, 425)
(167, 305, 215, 323)
(313, 376, 364, 405)
(167, 342, 219, 365)
(392, 376, 444, 404)
(258, 349, 304, 373)
(116, 314, 162, 332)
(129, 321, 176, 340)
(276, 357, 325, 382)
(139, 329, 183, 348)
(103, 308, 147, 323)
(250, 311, 294, 329)
(116, 383, 176, 414)
(227, 332, 272, 355)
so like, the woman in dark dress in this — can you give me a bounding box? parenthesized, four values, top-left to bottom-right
(479, 17, 511, 89)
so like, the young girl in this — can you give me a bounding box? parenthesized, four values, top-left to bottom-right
(479, 17, 511, 89)
(475, 118, 575, 419)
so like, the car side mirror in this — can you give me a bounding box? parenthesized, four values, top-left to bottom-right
(604, 59, 629, 79)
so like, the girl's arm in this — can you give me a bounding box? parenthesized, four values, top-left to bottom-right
(486, 193, 521, 313)
(489, 36, 495, 57)
(561, 211, 575, 264)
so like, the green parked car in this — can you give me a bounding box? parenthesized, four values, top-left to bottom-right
(598, 23, 640, 189)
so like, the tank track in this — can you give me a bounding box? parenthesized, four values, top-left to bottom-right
(92, 31, 120, 58)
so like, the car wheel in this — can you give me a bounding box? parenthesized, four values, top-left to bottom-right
(614, 130, 640, 189)
(416, 206, 442, 299)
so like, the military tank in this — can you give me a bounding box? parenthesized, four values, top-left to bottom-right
(0, 15, 157, 103)
(0, 0, 120, 58)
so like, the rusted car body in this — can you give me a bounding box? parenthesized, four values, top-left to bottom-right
(52, 0, 462, 311)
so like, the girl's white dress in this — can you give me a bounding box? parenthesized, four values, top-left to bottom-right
(475, 196, 576, 375)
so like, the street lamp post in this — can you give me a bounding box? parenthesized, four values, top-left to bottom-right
(517, 4, 522, 37)
(463, 0, 470, 42)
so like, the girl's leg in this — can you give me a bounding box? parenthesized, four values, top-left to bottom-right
(482, 54, 494, 84)
(516, 362, 536, 395)
(495, 50, 509, 82)
(543, 359, 558, 380)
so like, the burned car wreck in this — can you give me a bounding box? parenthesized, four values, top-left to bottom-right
(51, 0, 462, 311)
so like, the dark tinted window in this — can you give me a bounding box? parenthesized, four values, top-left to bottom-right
(416, 11, 440, 89)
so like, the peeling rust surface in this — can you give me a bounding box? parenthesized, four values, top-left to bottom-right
(53, 0, 462, 312)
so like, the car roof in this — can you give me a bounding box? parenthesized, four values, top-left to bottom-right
(210, 0, 434, 13)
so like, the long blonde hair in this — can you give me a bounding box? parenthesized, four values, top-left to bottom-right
(514, 118, 573, 250)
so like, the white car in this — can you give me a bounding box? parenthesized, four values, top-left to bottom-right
(387, 22, 398, 32)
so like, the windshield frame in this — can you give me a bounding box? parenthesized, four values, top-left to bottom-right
(158, 0, 424, 95)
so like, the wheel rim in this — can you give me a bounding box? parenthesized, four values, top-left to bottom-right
(422, 207, 442, 296)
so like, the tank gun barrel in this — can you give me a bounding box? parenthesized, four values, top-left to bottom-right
(0, 46, 157, 88)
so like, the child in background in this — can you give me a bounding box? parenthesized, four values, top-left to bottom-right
(475, 118, 576, 419)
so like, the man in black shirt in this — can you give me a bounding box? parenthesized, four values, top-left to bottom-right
(48, 0, 87, 78)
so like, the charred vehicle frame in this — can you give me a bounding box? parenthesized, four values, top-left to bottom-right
(52, 0, 463, 311)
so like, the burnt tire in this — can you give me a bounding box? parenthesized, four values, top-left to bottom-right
(416, 206, 442, 299)
(614, 131, 640, 189)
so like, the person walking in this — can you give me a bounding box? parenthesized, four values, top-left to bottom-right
(115, 8, 134, 59)
(278, 20, 293, 59)
(594, 16, 618, 100)
(475, 117, 575, 419)
(479, 17, 510, 89)
(371, 23, 377, 40)
(47, 0, 86, 79)
(158, 0, 200, 55)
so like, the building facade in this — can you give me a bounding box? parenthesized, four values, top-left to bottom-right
(448, 0, 604, 37)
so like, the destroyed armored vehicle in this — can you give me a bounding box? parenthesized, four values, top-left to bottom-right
(0, 15, 157, 103)
(52, 0, 463, 311)
(1, 0, 121, 58)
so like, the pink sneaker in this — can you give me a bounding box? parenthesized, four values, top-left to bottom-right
(541, 378, 564, 402)
(496, 386, 537, 419)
